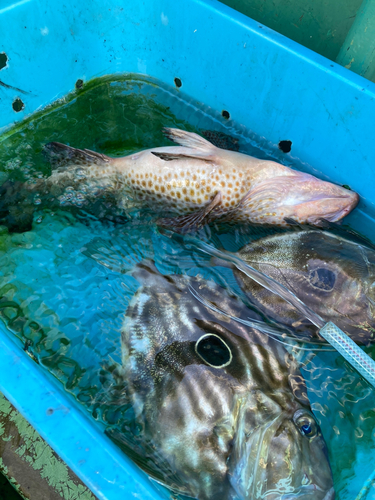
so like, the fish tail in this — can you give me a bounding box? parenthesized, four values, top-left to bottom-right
(43, 142, 112, 169)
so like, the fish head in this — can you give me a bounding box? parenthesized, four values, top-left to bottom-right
(235, 230, 375, 345)
(280, 175, 359, 224)
(230, 401, 334, 500)
(122, 261, 334, 498)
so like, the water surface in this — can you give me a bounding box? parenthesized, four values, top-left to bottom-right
(0, 74, 374, 500)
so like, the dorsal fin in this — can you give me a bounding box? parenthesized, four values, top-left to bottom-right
(163, 127, 217, 152)
(151, 151, 213, 162)
(202, 130, 240, 151)
(43, 142, 111, 169)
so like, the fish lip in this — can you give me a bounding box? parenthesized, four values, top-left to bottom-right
(307, 203, 353, 223)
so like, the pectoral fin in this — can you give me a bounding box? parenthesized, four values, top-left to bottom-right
(105, 428, 191, 496)
(157, 192, 222, 233)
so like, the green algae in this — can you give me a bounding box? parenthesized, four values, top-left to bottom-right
(0, 393, 95, 500)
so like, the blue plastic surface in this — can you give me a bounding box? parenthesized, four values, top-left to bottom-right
(1, 0, 375, 498)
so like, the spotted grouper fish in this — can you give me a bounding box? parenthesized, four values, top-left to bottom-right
(39, 128, 358, 231)
(216, 226, 375, 345)
(116, 260, 334, 499)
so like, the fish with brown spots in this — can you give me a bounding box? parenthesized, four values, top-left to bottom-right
(3, 128, 359, 233)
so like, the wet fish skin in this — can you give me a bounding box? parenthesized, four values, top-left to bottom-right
(120, 261, 334, 499)
(226, 229, 375, 345)
(41, 128, 358, 230)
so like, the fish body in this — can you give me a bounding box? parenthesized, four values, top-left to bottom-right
(40, 128, 358, 231)
(227, 229, 375, 345)
(119, 261, 334, 499)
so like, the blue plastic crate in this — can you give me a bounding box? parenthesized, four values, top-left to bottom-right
(1, 0, 375, 499)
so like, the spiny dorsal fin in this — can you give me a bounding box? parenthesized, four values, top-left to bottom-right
(163, 127, 217, 152)
(43, 142, 111, 169)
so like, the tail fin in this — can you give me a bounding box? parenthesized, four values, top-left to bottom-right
(43, 142, 111, 169)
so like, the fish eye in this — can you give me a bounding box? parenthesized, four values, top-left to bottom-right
(308, 268, 336, 291)
(195, 333, 232, 368)
(293, 410, 318, 438)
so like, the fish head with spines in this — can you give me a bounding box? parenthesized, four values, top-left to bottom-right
(234, 229, 375, 346)
(120, 260, 334, 499)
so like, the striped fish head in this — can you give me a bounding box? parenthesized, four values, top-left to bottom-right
(234, 230, 375, 345)
(120, 261, 334, 499)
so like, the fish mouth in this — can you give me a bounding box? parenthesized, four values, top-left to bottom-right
(318, 203, 354, 222)
(304, 193, 359, 223)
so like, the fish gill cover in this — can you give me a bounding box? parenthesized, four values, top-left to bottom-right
(0, 75, 373, 499)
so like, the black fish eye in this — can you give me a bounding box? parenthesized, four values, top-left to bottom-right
(308, 268, 336, 291)
(301, 423, 312, 435)
(195, 333, 232, 368)
(293, 410, 318, 438)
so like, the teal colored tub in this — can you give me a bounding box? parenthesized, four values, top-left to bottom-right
(1, 0, 375, 499)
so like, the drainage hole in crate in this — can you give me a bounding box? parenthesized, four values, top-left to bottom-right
(12, 98, 24, 112)
(278, 140, 292, 153)
(222, 110, 230, 120)
(76, 79, 84, 89)
(0, 52, 7, 70)
(174, 77, 182, 88)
